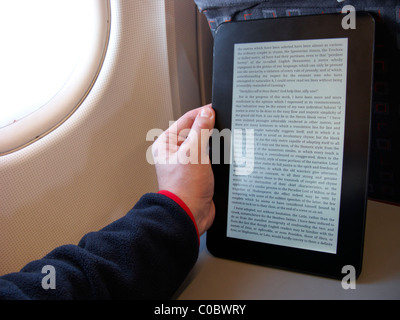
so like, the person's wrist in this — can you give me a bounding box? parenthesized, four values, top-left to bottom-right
(158, 190, 200, 245)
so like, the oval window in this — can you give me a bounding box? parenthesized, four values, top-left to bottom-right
(0, 0, 110, 155)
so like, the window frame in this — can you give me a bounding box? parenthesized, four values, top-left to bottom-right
(0, 0, 111, 156)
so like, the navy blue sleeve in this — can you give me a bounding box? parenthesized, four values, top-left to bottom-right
(0, 193, 199, 300)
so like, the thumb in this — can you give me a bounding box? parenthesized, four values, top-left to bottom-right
(194, 105, 215, 132)
(182, 105, 215, 164)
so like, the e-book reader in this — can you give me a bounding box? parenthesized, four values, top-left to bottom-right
(208, 13, 375, 279)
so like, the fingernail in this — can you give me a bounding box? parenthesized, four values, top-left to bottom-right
(200, 108, 211, 118)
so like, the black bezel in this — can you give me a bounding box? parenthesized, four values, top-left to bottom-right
(208, 13, 375, 279)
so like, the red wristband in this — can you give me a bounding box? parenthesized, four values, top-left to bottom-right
(158, 190, 200, 245)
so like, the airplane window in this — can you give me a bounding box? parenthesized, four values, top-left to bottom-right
(0, 0, 110, 155)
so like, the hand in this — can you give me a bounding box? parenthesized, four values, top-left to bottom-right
(152, 104, 215, 236)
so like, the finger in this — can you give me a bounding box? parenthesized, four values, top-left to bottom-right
(182, 106, 215, 164)
(167, 107, 203, 136)
(153, 107, 200, 151)
(155, 107, 201, 150)
(158, 105, 213, 146)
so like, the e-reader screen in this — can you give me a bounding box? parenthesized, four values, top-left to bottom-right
(208, 13, 375, 279)
(227, 38, 348, 254)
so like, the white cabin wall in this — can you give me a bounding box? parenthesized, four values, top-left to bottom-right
(0, 0, 212, 275)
